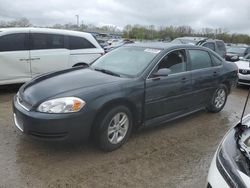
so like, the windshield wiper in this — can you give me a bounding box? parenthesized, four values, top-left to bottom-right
(94, 68, 120, 77)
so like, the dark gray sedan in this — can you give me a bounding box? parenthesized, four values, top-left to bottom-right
(13, 43, 238, 151)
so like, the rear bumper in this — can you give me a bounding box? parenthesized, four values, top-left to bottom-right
(12, 95, 94, 141)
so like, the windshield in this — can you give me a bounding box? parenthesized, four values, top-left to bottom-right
(244, 53, 250, 60)
(91, 46, 161, 77)
(227, 47, 246, 54)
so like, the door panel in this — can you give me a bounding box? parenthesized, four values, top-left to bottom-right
(30, 49, 69, 77)
(145, 72, 192, 120)
(0, 51, 31, 84)
(188, 49, 219, 107)
(190, 67, 220, 107)
(145, 49, 193, 120)
(30, 33, 70, 77)
(0, 33, 31, 85)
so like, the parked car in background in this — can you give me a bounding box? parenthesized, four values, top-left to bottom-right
(103, 39, 134, 53)
(0, 27, 104, 85)
(97, 39, 109, 48)
(13, 43, 238, 151)
(171, 37, 226, 58)
(235, 53, 250, 85)
(196, 39, 226, 58)
(171, 37, 198, 45)
(107, 38, 121, 45)
(226, 46, 250, 62)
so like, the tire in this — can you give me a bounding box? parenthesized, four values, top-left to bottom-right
(95, 105, 133, 152)
(207, 84, 228, 113)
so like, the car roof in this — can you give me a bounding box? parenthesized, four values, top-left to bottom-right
(0, 27, 92, 37)
(125, 42, 198, 50)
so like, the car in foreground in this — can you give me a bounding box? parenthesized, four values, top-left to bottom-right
(226, 46, 250, 62)
(0, 27, 104, 85)
(13, 43, 238, 151)
(235, 53, 250, 85)
(207, 95, 250, 188)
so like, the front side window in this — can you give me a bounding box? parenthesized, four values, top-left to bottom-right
(153, 49, 187, 75)
(0, 33, 28, 52)
(203, 42, 215, 51)
(189, 50, 212, 70)
(69, 36, 95, 50)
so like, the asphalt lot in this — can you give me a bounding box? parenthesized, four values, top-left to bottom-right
(0, 85, 250, 188)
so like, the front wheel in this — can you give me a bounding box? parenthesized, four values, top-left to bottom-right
(95, 106, 133, 152)
(207, 85, 228, 113)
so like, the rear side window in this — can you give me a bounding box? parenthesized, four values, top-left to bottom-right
(212, 55, 222, 66)
(216, 41, 226, 51)
(203, 42, 215, 51)
(31, 33, 64, 50)
(0, 33, 28, 52)
(189, 50, 212, 70)
(246, 48, 250, 54)
(68, 36, 95, 50)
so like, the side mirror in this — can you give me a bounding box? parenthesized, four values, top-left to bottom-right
(153, 68, 171, 77)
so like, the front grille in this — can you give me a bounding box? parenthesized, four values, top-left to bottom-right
(239, 69, 250, 75)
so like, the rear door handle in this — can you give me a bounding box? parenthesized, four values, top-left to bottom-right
(30, 58, 40, 61)
(19, 58, 29, 61)
(213, 71, 218, 76)
(181, 77, 187, 83)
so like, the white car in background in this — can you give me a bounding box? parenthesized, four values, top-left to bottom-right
(235, 53, 250, 85)
(0, 27, 104, 85)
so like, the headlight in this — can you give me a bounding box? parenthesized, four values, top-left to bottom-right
(232, 55, 238, 60)
(37, 97, 85, 113)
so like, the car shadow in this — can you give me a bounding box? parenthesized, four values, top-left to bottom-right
(0, 84, 23, 94)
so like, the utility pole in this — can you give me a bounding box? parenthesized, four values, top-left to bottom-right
(75, 15, 79, 27)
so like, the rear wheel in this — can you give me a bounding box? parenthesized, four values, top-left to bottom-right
(207, 85, 228, 113)
(95, 106, 133, 152)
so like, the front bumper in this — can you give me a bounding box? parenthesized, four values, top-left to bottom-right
(238, 73, 250, 85)
(12, 95, 94, 141)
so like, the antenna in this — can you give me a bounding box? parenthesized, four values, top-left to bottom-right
(240, 88, 250, 124)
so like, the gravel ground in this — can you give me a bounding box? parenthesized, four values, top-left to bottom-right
(0, 85, 249, 188)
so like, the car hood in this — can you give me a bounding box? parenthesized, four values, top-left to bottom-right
(235, 60, 250, 70)
(226, 52, 244, 57)
(20, 67, 127, 106)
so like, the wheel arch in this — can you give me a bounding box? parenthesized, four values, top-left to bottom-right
(91, 98, 140, 134)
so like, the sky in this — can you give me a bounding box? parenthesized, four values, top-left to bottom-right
(0, 0, 249, 34)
